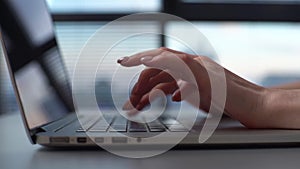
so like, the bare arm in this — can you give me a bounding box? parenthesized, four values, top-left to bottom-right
(118, 47, 300, 129)
(271, 81, 300, 89)
(262, 88, 300, 128)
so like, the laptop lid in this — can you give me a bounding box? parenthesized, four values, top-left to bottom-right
(0, 0, 74, 143)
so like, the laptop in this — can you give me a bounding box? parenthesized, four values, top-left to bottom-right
(1, 0, 300, 149)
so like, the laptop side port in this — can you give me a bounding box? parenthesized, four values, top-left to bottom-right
(112, 137, 127, 143)
(50, 137, 69, 143)
(95, 137, 104, 143)
(77, 137, 87, 143)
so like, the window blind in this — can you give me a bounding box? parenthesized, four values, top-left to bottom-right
(0, 21, 160, 114)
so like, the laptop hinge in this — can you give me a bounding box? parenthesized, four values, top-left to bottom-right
(39, 113, 77, 132)
(29, 127, 46, 144)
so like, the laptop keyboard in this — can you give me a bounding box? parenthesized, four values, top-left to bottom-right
(76, 115, 188, 133)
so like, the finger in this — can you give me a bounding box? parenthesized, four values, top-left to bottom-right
(137, 70, 175, 94)
(140, 52, 198, 83)
(137, 81, 178, 110)
(127, 82, 178, 116)
(124, 93, 142, 110)
(126, 109, 140, 116)
(123, 69, 175, 110)
(123, 72, 176, 111)
(160, 47, 199, 59)
(122, 68, 161, 110)
(172, 80, 205, 111)
(122, 99, 135, 110)
(159, 47, 186, 54)
(118, 48, 163, 67)
(134, 68, 162, 94)
(172, 80, 196, 102)
(117, 47, 197, 67)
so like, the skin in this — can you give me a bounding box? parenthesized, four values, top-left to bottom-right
(272, 82, 300, 90)
(117, 47, 300, 129)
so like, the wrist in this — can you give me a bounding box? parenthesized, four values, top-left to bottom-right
(224, 73, 269, 128)
(237, 86, 269, 128)
(243, 87, 278, 128)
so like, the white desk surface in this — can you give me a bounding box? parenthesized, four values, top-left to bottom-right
(1, 113, 300, 169)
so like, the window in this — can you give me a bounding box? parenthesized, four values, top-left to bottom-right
(2, 0, 300, 114)
(182, 0, 300, 4)
(46, 0, 162, 14)
(166, 21, 300, 85)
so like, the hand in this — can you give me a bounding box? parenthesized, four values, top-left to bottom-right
(118, 47, 300, 129)
(118, 47, 213, 115)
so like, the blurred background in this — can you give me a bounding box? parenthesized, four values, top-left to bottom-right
(1, 0, 300, 115)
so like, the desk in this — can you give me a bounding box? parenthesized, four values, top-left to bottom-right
(1, 114, 300, 169)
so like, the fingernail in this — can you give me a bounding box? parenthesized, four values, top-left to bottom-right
(127, 108, 140, 116)
(122, 100, 133, 110)
(127, 110, 138, 116)
(117, 57, 129, 64)
(140, 56, 153, 63)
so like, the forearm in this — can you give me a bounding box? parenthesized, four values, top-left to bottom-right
(118, 47, 300, 129)
(264, 89, 300, 129)
(224, 70, 300, 129)
(270, 81, 300, 90)
(224, 69, 267, 128)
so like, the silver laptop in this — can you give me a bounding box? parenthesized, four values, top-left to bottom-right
(1, 0, 300, 149)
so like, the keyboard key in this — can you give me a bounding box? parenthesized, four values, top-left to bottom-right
(160, 118, 188, 131)
(76, 116, 99, 132)
(167, 124, 188, 132)
(148, 120, 166, 132)
(89, 117, 113, 132)
(148, 120, 164, 127)
(109, 116, 127, 132)
(149, 128, 166, 132)
(89, 128, 107, 132)
(101, 116, 114, 125)
(112, 116, 127, 126)
(89, 124, 109, 132)
(76, 128, 87, 132)
(109, 125, 127, 132)
(129, 122, 147, 132)
(160, 118, 180, 125)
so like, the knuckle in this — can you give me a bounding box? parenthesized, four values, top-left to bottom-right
(159, 47, 168, 51)
(179, 54, 191, 63)
(194, 56, 214, 67)
(193, 55, 205, 62)
(161, 51, 170, 56)
(197, 55, 210, 62)
(158, 47, 165, 53)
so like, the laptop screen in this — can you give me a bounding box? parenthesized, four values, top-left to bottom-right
(0, 0, 73, 129)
